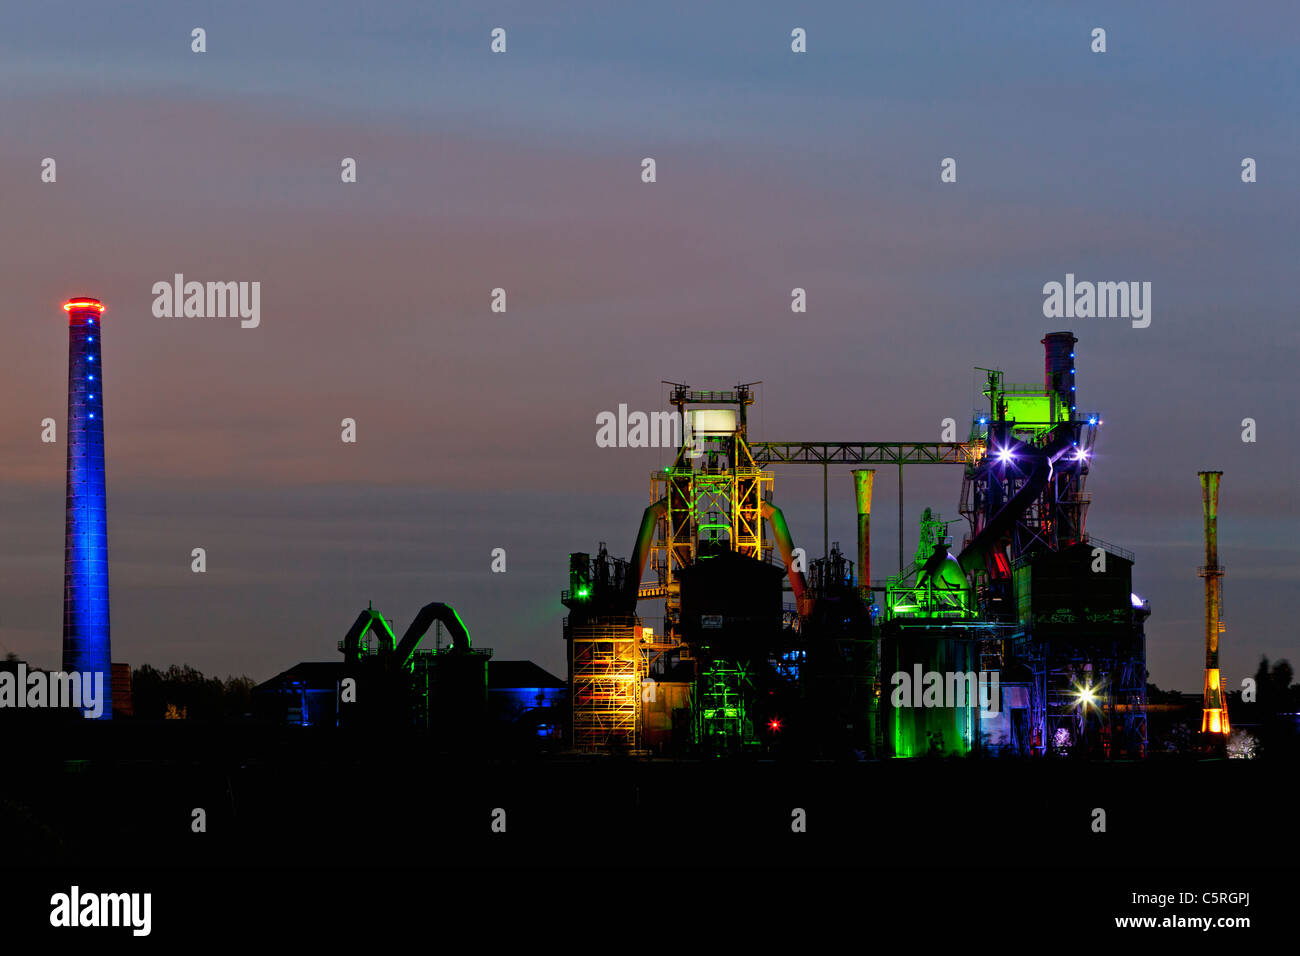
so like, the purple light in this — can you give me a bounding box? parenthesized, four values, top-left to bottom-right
(995, 447, 1014, 464)
(1130, 593, 1145, 608)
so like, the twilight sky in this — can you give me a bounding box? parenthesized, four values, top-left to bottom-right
(0, 1, 1296, 691)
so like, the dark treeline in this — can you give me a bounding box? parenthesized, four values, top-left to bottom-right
(1148, 656, 1299, 757)
(131, 664, 255, 721)
(1230, 657, 1300, 757)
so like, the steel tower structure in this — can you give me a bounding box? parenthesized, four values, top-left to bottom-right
(1198, 471, 1230, 735)
(647, 384, 773, 643)
(62, 296, 113, 718)
(950, 332, 1146, 756)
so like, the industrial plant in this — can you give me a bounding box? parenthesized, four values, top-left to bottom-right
(558, 332, 1150, 759)
(33, 299, 1243, 761)
(245, 328, 1238, 763)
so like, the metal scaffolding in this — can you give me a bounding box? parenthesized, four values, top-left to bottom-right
(570, 623, 641, 752)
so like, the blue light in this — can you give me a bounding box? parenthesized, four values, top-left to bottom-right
(64, 302, 112, 720)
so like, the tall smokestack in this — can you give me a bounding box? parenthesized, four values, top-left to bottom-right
(1198, 471, 1228, 735)
(1041, 330, 1078, 421)
(62, 297, 113, 719)
(852, 469, 875, 600)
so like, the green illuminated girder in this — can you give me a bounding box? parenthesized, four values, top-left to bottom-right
(884, 583, 972, 620)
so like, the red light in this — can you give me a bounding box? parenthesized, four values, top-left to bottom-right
(769, 719, 781, 731)
(63, 298, 105, 313)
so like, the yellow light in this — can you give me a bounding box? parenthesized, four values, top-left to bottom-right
(1075, 683, 1098, 709)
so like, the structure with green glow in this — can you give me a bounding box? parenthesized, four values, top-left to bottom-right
(562, 335, 1147, 759)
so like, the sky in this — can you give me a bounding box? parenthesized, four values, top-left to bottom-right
(0, 1, 1296, 691)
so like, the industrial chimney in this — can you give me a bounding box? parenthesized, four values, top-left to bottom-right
(1197, 471, 1228, 735)
(852, 469, 875, 600)
(62, 297, 113, 718)
(1041, 330, 1078, 422)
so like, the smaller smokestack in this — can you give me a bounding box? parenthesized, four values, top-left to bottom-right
(852, 470, 875, 600)
(1198, 471, 1229, 735)
(1041, 330, 1078, 422)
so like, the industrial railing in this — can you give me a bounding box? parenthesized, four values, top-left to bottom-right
(1083, 534, 1135, 563)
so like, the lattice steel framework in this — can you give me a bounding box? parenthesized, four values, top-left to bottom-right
(648, 385, 773, 644)
(570, 624, 641, 752)
(958, 372, 1099, 569)
(1023, 638, 1146, 759)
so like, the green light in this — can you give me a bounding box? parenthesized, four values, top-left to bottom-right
(576, 587, 590, 599)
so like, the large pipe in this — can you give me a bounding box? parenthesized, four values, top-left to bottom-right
(628, 497, 668, 600)
(762, 500, 811, 616)
(394, 602, 472, 667)
(1198, 471, 1229, 734)
(339, 607, 396, 664)
(852, 469, 875, 599)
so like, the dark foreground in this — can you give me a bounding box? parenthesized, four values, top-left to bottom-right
(0, 721, 1290, 939)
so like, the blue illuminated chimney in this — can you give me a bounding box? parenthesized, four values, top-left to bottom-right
(62, 297, 113, 719)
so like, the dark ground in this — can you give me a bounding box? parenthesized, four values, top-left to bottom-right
(0, 721, 1291, 939)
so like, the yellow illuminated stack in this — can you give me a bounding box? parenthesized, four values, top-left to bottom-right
(1198, 471, 1230, 735)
